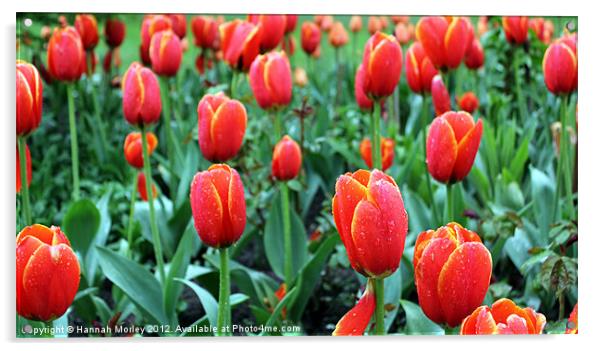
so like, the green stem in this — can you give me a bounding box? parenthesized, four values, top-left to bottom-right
(230, 70, 238, 98)
(66, 84, 80, 200)
(335, 47, 341, 113)
(273, 110, 282, 143)
(371, 102, 382, 170)
(281, 182, 293, 289)
(18, 136, 32, 225)
(560, 95, 575, 219)
(446, 183, 454, 222)
(87, 54, 108, 162)
(159, 76, 177, 201)
(513, 49, 527, 123)
(558, 293, 565, 320)
(141, 125, 166, 284)
(126, 173, 138, 259)
(217, 247, 231, 336)
(373, 278, 385, 335)
(421, 94, 440, 225)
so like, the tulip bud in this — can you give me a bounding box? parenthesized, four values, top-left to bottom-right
(426, 111, 483, 183)
(248, 14, 287, 52)
(414, 222, 492, 327)
(137, 172, 158, 201)
(220, 19, 261, 71)
(149, 29, 183, 77)
(121, 62, 162, 126)
(315, 15, 333, 32)
(359, 137, 394, 171)
(502, 16, 529, 45)
(361, 32, 403, 100)
(460, 298, 546, 334)
(294, 67, 308, 87)
(167, 14, 187, 38)
(543, 39, 578, 95)
(416, 16, 471, 70)
(566, 303, 578, 334)
(333, 283, 376, 336)
(284, 15, 298, 34)
(16, 60, 44, 136)
(105, 18, 125, 47)
(457, 91, 479, 114)
(431, 75, 451, 116)
(379, 16, 390, 30)
(190, 164, 247, 248)
(123, 131, 158, 169)
(332, 169, 408, 278)
(47, 26, 84, 81)
(16, 224, 80, 322)
(249, 51, 292, 110)
(464, 38, 485, 70)
(79, 51, 97, 77)
(329, 22, 349, 48)
(140, 15, 172, 65)
(103, 48, 121, 73)
(16, 143, 32, 193)
(405, 42, 438, 94)
(281, 35, 295, 56)
(395, 23, 412, 45)
(272, 135, 302, 181)
(354, 64, 373, 110)
(191, 16, 219, 49)
(301, 22, 321, 55)
(197, 92, 247, 162)
(349, 16, 362, 33)
(368, 16, 381, 35)
(74, 14, 99, 51)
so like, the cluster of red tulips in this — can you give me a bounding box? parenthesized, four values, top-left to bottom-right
(16, 13, 577, 337)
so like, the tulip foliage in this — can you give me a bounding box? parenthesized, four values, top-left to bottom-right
(15, 13, 577, 338)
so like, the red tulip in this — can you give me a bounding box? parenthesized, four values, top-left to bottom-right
(457, 92, 479, 114)
(333, 284, 376, 336)
(464, 38, 484, 70)
(137, 172, 158, 201)
(16, 60, 43, 136)
(197, 92, 247, 162)
(394, 23, 412, 45)
(426, 111, 483, 183)
(149, 29, 182, 77)
(105, 18, 125, 47)
(140, 15, 172, 65)
(16, 143, 32, 193)
(405, 42, 438, 94)
(272, 135, 302, 181)
(16, 224, 80, 322)
(332, 169, 408, 278)
(281, 35, 296, 56)
(460, 298, 546, 334)
(566, 303, 578, 334)
(190, 164, 247, 248)
(361, 32, 403, 100)
(354, 64, 373, 110)
(315, 15, 334, 32)
(284, 15, 298, 34)
(167, 14, 187, 38)
(249, 51, 292, 110)
(368, 16, 381, 35)
(121, 62, 162, 126)
(431, 75, 451, 116)
(414, 222, 492, 327)
(543, 39, 578, 95)
(102, 48, 121, 73)
(329, 22, 349, 48)
(359, 137, 394, 171)
(123, 131, 159, 169)
(248, 14, 286, 52)
(529, 18, 554, 44)
(416, 16, 471, 70)
(502, 16, 529, 45)
(191, 16, 219, 49)
(79, 50, 97, 77)
(74, 14, 99, 51)
(47, 26, 84, 81)
(220, 19, 261, 71)
(349, 16, 362, 33)
(301, 22, 321, 55)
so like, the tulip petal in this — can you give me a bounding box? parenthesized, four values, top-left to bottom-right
(443, 17, 470, 69)
(497, 315, 529, 334)
(490, 298, 535, 333)
(210, 100, 247, 161)
(452, 118, 483, 182)
(190, 171, 224, 247)
(416, 17, 448, 68)
(426, 117, 457, 183)
(333, 285, 376, 336)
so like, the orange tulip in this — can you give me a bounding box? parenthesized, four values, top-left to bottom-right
(16, 60, 43, 136)
(272, 135, 302, 181)
(74, 14, 99, 51)
(414, 222, 492, 327)
(197, 92, 247, 162)
(301, 22, 321, 55)
(457, 91, 479, 114)
(332, 169, 408, 278)
(284, 15, 298, 34)
(137, 172, 158, 201)
(149, 29, 182, 77)
(248, 14, 286, 52)
(349, 16, 362, 33)
(367, 16, 381, 35)
(502, 16, 529, 45)
(464, 38, 485, 70)
(123, 132, 159, 169)
(460, 298, 546, 334)
(191, 16, 219, 49)
(426, 111, 483, 183)
(566, 303, 578, 334)
(16, 143, 32, 193)
(379, 16, 390, 30)
(47, 26, 84, 81)
(416, 16, 471, 70)
(16, 224, 80, 322)
(121, 62, 162, 126)
(431, 75, 451, 116)
(190, 164, 247, 248)
(249, 51, 292, 110)
(333, 283, 376, 336)
(361, 32, 403, 100)
(543, 38, 578, 95)
(167, 14, 187, 38)
(219, 19, 261, 71)
(105, 17, 125, 47)
(329, 22, 349, 48)
(359, 137, 394, 171)
(140, 15, 172, 65)
(405, 42, 438, 94)
(391, 16, 409, 25)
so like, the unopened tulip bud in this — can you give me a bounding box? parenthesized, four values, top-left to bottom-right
(272, 135, 302, 181)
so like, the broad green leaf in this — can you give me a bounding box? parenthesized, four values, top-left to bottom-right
(164, 225, 196, 324)
(174, 278, 218, 332)
(85, 190, 112, 284)
(530, 167, 554, 241)
(400, 299, 444, 335)
(62, 198, 100, 258)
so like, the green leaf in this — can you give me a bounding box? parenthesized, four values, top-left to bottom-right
(539, 255, 577, 296)
(62, 199, 101, 258)
(530, 167, 555, 241)
(384, 268, 402, 332)
(400, 299, 444, 335)
(96, 246, 167, 325)
(174, 278, 218, 332)
(164, 225, 196, 324)
(509, 132, 531, 181)
(85, 190, 113, 284)
(259, 287, 298, 336)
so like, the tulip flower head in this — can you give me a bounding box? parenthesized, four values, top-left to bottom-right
(566, 303, 578, 334)
(105, 18, 126, 47)
(354, 64, 373, 111)
(123, 132, 159, 169)
(426, 111, 483, 184)
(272, 135, 302, 181)
(197, 92, 247, 162)
(333, 283, 376, 336)
(16, 60, 43, 136)
(361, 32, 403, 101)
(190, 164, 247, 248)
(284, 15, 298, 34)
(329, 22, 349, 48)
(191, 16, 219, 49)
(137, 172, 158, 201)
(368, 16, 382, 35)
(414, 222, 492, 327)
(359, 137, 394, 171)
(248, 14, 287, 53)
(294, 67, 308, 87)
(529, 18, 554, 44)
(543, 38, 578, 95)
(74, 14, 99, 51)
(431, 75, 451, 116)
(249, 51, 292, 110)
(121, 62, 162, 126)
(47, 26, 84, 82)
(16, 224, 80, 322)
(140, 15, 172, 65)
(301, 22, 321, 55)
(395, 23, 413, 45)
(457, 92, 480, 114)
(460, 298, 546, 334)
(220, 19, 261, 71)
(464, 38, 484, 70)
(349, 16, 362, 33)
(149, 29, 183, 77)
(405, 42, 438, 94)
(502, 16, 529, 45)
(167, 14, 187, 38)
(332, 169, 408, 278)
(416, 16, 471, 70)
(16, 143, 32, 193)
